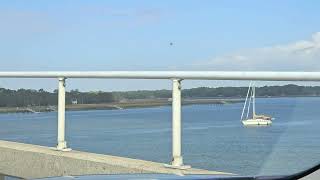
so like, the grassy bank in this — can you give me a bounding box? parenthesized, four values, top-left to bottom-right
(0, 98, 243, 114)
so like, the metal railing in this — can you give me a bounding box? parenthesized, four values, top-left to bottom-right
(0, 71, 318, 168)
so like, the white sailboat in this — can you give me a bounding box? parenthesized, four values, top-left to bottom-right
(241, 82, 272, 126)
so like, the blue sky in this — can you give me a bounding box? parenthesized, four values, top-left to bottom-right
(1, 0, 320, 91)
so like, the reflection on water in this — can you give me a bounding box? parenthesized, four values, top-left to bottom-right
(0, 97, 320, 176)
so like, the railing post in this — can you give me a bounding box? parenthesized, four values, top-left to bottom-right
(56, 77, 71, 151)
(172, 79, 183, 166)
(167, 79, 190, 169)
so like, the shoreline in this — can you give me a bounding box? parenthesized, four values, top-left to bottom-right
(0, 98, 243, 114)
(2, 95, 320, 114)
(2, 95, 319, 114)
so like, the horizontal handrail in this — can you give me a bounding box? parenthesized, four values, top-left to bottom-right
(0, 71, 319, 81)
(1, 70, 319, 168)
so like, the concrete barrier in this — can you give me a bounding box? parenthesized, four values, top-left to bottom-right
(0, 140, 230, 179)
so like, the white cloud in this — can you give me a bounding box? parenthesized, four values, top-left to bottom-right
(193, 32, 320, 71)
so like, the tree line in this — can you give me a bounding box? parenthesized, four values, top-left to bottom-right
(0, 89, 114, 107)
(1, 84, 320, 107)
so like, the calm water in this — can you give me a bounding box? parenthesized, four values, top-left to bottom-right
(0, 97, 320, 176)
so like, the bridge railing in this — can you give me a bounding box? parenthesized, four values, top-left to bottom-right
(0, 71, 319, 168)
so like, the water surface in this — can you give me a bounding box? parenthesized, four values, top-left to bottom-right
(0, 97, 320, 175)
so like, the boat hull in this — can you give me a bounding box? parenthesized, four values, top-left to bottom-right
(242, 118, 272, 126)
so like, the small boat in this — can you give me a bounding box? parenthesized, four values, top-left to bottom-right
(241, 82, 272, 126)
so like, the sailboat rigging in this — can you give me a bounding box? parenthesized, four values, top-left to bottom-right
(241, 82, 273, 126)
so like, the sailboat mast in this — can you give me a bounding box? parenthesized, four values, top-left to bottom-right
(246, 93, 252, 119)
(252, 84, 256, 118)
(241, 82, 252, 121)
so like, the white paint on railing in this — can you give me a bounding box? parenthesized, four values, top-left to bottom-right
(1, 71, 319, 167)
(0, 71, 320, 81)
(171, 79, 183, 167)
(56, 78, 71, 151)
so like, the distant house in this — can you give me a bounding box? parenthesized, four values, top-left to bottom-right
(71, 99, 78, 105)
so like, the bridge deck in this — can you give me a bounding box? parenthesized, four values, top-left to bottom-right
(0, 140, 231, 179)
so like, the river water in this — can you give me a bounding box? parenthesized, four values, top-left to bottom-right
(0, 97, 320, 176)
